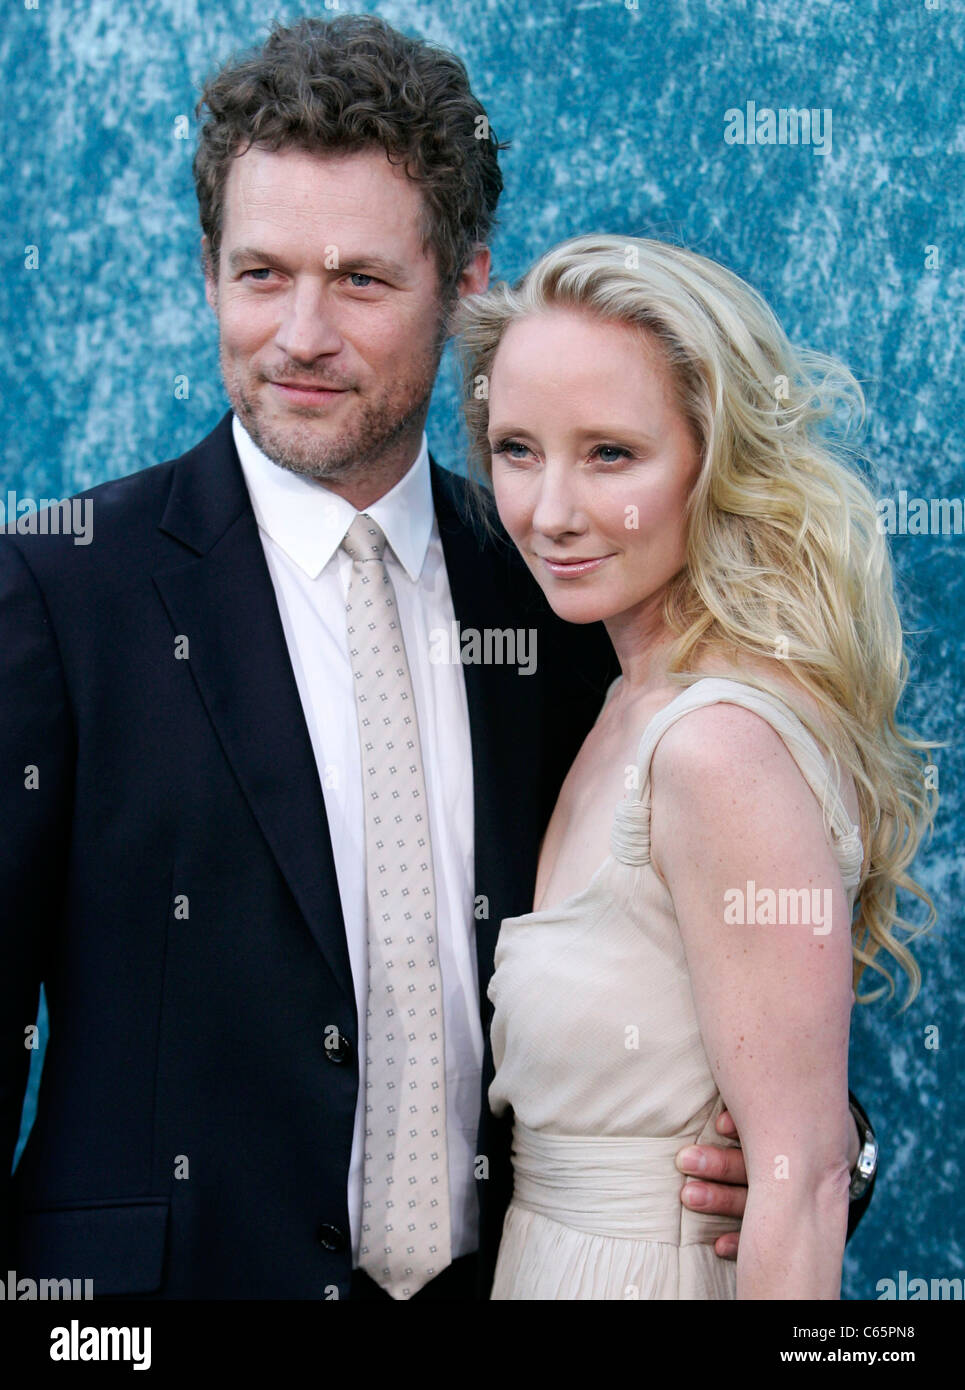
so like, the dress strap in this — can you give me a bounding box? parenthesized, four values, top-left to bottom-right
(610, 677, 864, 889)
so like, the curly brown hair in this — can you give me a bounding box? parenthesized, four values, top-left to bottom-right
(193, 14, 507, 296)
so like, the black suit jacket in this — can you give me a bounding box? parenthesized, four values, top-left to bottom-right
(0, 412, 873, 1299)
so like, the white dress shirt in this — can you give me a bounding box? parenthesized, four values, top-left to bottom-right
(233, 415, 482, 1264)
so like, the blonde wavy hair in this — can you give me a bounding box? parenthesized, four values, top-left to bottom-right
(454, 233, 937, 1008)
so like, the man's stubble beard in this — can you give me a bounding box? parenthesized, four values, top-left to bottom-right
(221, 307, 453, 486)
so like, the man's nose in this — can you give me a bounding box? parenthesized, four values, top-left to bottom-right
(274, 280, 343, 361)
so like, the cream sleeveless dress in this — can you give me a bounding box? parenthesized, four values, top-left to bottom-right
(487, 676, 864, 1300)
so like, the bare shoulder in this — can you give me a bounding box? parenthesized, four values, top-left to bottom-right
(647, 698, 843, 898)
(649, 698, 794, 793)
(677, 656, 860, 822)
(647, 660, 865, 889)
(689, 654, 838, 743)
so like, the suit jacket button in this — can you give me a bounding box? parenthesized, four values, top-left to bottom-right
(325, 1033, 353, 1065)
(317, 1223, 346, 1252)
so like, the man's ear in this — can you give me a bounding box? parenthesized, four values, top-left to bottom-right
(202, 236, 218, 311)
(456, 245, 491, 299)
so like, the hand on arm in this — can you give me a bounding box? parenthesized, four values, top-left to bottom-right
(675, 1097, 864, 1260)
(650, 702, 855, 1299)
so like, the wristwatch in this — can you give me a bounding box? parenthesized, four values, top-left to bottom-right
(848, 1093, 878, 1201)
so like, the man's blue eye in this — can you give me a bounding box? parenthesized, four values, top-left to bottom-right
(349, 273, 375, 287)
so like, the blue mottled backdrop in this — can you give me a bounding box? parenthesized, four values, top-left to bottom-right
(3, 0, 962, 1299)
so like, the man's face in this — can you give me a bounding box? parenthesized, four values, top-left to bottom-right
(205, 145, 477, 491)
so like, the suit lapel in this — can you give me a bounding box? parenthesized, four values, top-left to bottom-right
(152, 414, 355, 1004)
(149, 419, 551, 1023)
(430, 460, 545, 1027)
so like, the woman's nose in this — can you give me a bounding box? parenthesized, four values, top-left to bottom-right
(530, 468, 585, 537)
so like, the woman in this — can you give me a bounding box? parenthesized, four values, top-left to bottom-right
(453, 235, 935, 1300)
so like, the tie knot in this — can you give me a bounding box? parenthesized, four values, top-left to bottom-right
(340, 512, 387, 563)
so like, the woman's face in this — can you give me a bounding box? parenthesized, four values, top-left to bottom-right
(487, 308, 701, 628)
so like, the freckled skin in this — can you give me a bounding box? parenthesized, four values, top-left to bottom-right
(488, 308, 700, 646)
(482, 307, 864, 1265)
(486, 309, 702, 912)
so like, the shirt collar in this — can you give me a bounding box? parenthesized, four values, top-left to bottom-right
(232, 414, 434, 582)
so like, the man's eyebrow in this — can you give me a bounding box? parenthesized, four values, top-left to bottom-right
(225, 246, 410, 280)
(335, 255, 410, 280)
(226, 246, 278, 272)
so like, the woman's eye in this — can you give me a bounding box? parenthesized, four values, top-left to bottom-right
(595, 444, 633, 464)
(492, 439, 531, 459)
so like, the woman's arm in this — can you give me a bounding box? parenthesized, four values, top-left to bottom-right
(649, 701, 854, 1299)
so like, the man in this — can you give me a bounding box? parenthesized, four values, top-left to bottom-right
(0, 14, 876, 1301)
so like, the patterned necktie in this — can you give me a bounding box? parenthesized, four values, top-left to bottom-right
(340, 512, 452, 1299)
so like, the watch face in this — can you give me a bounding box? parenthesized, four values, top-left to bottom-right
(857, 1138, 878, 1178)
